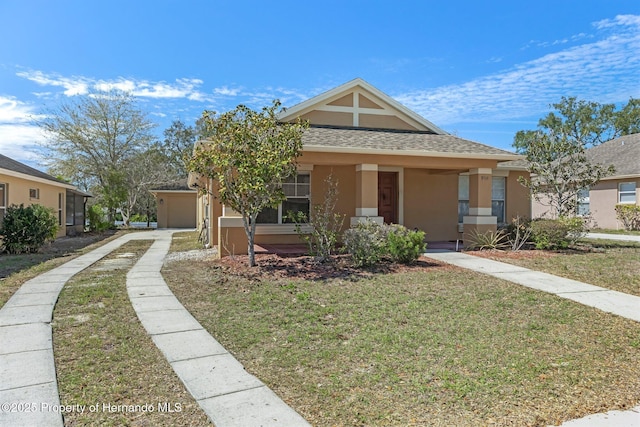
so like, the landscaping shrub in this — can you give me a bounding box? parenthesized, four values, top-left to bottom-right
(466, 229, 510, 250)
(529, 218, 570, 249)
(503, 216, 532, 251)
(343, 220, 427, 267)
(386, 224, 426, 264)
(0, 203, 58, 254)
(559, 215, 589, 244)
(615, 204, 640, 231)
(289, 173, 345, 262)
(342, 219, 387, 267)
(87, 204, 112, 232)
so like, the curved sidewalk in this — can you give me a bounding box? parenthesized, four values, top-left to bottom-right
(0, 231, 150, 427)
(126, 232, 309, 426)
(424, 248, 640, 426)
(0, 230, 309, 427)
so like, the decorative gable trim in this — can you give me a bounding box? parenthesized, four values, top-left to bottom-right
(279, 78, 447, 134)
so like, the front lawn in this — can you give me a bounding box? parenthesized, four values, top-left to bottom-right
(162, 232, 640, 427)
(470, 239, 640, 297)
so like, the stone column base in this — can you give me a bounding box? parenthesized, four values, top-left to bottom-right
(462, 215, 497, 249)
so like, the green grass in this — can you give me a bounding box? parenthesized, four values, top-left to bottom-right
(53, 240, 211, 426)
(591, 228, 640, 236)
(163, 233, 640, 426)
(476, 239, 640, 297)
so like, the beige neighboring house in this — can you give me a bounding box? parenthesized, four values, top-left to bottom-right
(188, 78, 530, 256)
(150, 180, 197, 229)
(564, 133, 638, 229)
(0, 153, 90, 237)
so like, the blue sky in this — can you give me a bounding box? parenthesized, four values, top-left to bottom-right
(1, 0, 639, 169)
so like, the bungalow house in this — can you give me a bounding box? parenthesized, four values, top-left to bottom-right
(0, 153, 90, 237)
(531, 133, 639, 229)
(189, 78, 530, 256)
(150, 179, 197, 229)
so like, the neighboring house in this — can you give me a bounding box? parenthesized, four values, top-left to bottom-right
(188, 78, 530, 255)
(532, 133, 639, 229)
(0, 153, 90, 237)
(150, 179, 197, 229)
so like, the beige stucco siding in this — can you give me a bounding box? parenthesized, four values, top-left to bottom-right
(403, 169, 459, 241)
(156, 192, 197, 228)
(300, 111, 353, 127)
(505, 171, 530, 222)
(590, 178, 639, 229)
(358, 114, 419, 131)
(0, 174, 69, 237)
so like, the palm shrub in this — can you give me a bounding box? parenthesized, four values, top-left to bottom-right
(0, 204, 58, 254)
(466, 229, 510, 250)
(386, 224, 426, 264)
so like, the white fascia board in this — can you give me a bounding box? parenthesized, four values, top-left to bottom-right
(0, 168, 76, 190)
(302, 145, 523, 161)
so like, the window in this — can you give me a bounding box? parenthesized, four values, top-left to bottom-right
(458, 175, 506, 224)
(29, 188, 39, 199)
(492, 177, 505, 224)
(577, 188, 590, 216)
(458, 175, 469, 224)
(0, 183, 6, 225)
(58, 193, 64, 226)
(256, 173, 310, 224)
(619, 182, 637, 204)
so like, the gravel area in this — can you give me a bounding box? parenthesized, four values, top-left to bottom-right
(163, 248, 218, 264)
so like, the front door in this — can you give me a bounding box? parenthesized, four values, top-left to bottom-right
(378, 172, 398, 224)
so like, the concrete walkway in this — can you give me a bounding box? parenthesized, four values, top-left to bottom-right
(586, 232, 640, 243)
(126, 232, 309, 426)
(0, 230, 309, 427)
(424, 248, 640, 427)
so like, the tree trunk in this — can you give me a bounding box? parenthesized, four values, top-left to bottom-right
(244, 215, 257, 267)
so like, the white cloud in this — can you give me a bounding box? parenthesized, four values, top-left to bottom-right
(16, 71, 212, 102)
(0, 95, 37, 123)
(396, 14, 640, 125)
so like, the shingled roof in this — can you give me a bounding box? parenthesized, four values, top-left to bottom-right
(0, 153, 70, 185)
(586, 133, 640, 178)
(301, 126, 521, 160)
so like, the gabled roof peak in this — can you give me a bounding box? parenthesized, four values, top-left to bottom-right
(279, 78, 447, 135)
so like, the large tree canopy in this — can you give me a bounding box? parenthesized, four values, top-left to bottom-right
(189, 101, 308, 267)
(39, 90, 156, 220)
(514, 96, 639, 216)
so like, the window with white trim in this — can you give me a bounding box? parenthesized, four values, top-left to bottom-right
(256, 173, 310, 224)
(58, 193, 64, 226)
(458, 175, 469, 224)
(458, 175, 506, 224)
(619, 182, 636, 204)
(577, 188, 590, 216)
(0, 183, 6, 225)
(29, 188, 39, 199)
(492, 177, 506, 224)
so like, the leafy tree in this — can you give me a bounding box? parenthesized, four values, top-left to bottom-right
(513, 96, 640, 216)
(516, 130, 614, 216)
(162, 119, 198, 177)
(39, 90, 156, 222)
(189, 101, 308, 267)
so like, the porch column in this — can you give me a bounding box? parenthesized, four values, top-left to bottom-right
(463, 168, 496, 246)
(351, 164, 384, 226)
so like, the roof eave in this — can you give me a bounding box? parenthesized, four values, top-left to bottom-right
(302, 145, 523, 161)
